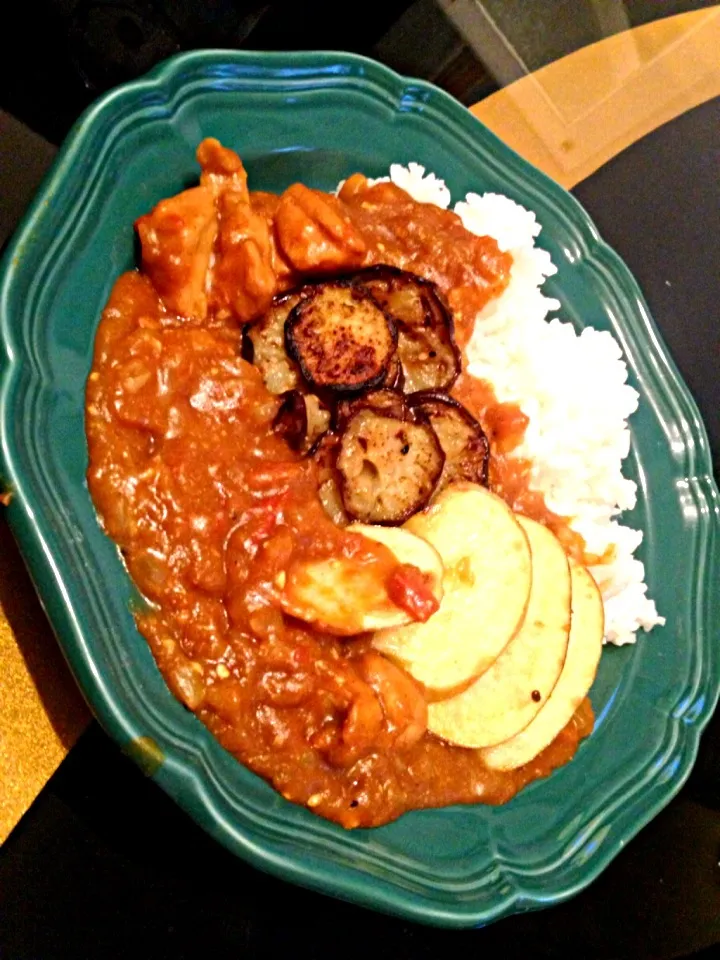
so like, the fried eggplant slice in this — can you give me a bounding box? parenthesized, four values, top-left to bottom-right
(309, 429, 341, 472)
(396, 325, 458, 394)
(337, 408, 444, 524)
(408, 390, 489, 491)
(381, 350, 404, 390)
(272, 390, 307, 451)
(334, 388, 410, 431)
(285, 283, 397, 393)
(304, 393, 332, 448)
(309, 431, 348, 526)
(247, 291, 304, 394)
(273, 390, 331, 455)
(353, 266, 460, 393)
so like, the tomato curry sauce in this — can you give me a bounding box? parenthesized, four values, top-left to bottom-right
(86, 139, 592, 828)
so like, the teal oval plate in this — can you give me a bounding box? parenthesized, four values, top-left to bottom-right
(0, 50, 718, 928)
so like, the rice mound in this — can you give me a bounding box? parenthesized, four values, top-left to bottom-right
(368, 164, 663, 645)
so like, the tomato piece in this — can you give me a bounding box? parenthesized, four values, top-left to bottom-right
(386, 563, 440, 623)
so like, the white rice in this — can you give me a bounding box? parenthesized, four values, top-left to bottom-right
(365, 164, 664, 645)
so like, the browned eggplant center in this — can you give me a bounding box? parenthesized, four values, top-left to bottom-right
(336, 408, 444, 524)
(285, 284, 397, 392)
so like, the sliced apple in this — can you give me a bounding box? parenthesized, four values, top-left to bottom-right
(372, 483, 532, 694)
(427, 516, 571, 748)
(480, 560, 604, 770)
(280, 523, 443, 636)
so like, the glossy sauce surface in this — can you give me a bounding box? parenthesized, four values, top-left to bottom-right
(87, 161, 592, 828)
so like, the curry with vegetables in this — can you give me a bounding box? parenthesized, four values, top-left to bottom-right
(85, 138, 598, 828)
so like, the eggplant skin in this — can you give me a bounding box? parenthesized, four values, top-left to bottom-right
(334, 388, 410, 431)
(240, 324, 255, 364)
(304, 393, 332, 449)
(308, 428, 341, 470)
(272, 389, 308, 451)
(307, 430, 349, 527)
(272, 389, 331, 455)
(285, 282, 397, 393)
(247, 290, 305, 395)
(407, 389, 489, 491)
(381, 350, 404, 390)
(350, 266, 460, 393)
(336, 407, 445, 525)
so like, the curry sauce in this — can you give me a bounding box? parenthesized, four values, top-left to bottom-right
(86, 145, 593, 828)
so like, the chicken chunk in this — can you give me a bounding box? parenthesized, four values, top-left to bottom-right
(197, 137, 249, 201)
(251, 191, 297, 289)
(196, 137, 277, 322)
(212, 195, 278, 322)
(275, 183, 367, 274)
(135, 186, 218, 320)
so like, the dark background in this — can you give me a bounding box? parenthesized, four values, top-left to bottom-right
(1, 0, 716, 143)
(1, 2, 719, 957)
